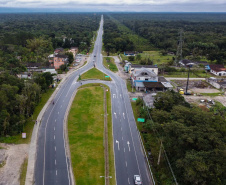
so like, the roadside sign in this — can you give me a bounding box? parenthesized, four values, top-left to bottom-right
(137, 118, 145, 122)
(132, 98, 138, 101)
(105, 76, 110, 78)
(22, 133, 26, 139)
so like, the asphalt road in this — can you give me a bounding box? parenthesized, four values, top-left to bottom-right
(35, 15, 153, 185)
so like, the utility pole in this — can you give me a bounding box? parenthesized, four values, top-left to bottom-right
(175, 29, 184, 66)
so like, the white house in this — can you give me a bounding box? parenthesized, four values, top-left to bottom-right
(208, 64, 226, 76)
(129, 64, 158, 75)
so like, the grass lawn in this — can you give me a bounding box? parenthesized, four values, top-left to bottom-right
(68, 84, 115, 185)
(0, 88, 55, 144)
(200, 92, 224, 97)
(20, 157, 28, 185)
(120, 51, 174, 65)
(163, 71, 213, 78)
(103, 57, 118, 72)
(80, 67, 111, 81)
(126, 79, 133, 93)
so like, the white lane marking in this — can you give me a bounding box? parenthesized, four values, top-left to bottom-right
(113, 94, 116, 98)
(54, 127, 55, 131)
(55, 119, 56, 122)
(58, 112, 59, 114)
(125, 161, 127, 167)
(122, 137, 123, 140)
(123, 113, 125, 119)
(56, 170, 57, 176)
(55, 146, 56, 151)
(121, 127, 122, 131)
(114, 112, 117, 119)
(54, 135, 55, 140)
(120, 94, 122, 98)
(60, 105, 62, 108)
(63, 100, 64, 102)
(55, 160, 57, 165)
(127, 141, 131, 152)
(124, 148, 125, 153)
(128, 177, 130, 184)
(116, 140, 120, 150)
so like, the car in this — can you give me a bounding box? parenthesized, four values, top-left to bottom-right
(94, 55, 96, 57)
(134, 175, 142, 185)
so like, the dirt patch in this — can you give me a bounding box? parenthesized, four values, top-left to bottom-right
(184, 95, 226, 107)
(174, 80, 213, 89)
(0, 143, 28, 185)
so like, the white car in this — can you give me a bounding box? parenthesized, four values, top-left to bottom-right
(134, 175, 142, 185)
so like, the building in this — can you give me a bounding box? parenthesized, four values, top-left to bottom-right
(49, 54, 68, 69)
(124, 62, 131, 73)
(68, 47, 78, 58)
(124, 51, 136, 56)
(131, 67, 173, 92)
(129, 64, 158, 75)
(179, 59, 195, 67)
(54, 48, 64, 54)
(207, 64, 226, 76)
(143, 93, 157, 108)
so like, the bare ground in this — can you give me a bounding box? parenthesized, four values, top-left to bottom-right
(0, 143, 28, 185)
(184, 95, 226, 106)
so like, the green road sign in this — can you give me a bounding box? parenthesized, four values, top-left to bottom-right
(137, 118, 145, 122)
(105, 76, 110, 78)
(132, 98, 138, 101)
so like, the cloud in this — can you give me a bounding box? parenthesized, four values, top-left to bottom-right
(0, 0, 226, 12)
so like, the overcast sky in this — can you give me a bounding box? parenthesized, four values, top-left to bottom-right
(1, 0, 226, 12)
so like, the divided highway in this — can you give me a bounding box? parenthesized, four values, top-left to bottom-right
(35, 15, 153, 185)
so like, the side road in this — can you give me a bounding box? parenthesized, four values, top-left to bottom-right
(25, 58, 89, 185)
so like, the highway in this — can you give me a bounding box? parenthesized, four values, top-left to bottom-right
(35, 15, 153, 185)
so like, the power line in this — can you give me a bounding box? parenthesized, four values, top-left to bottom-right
(141, 97, 178, 185)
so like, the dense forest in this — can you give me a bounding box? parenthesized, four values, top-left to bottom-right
(0, 13, 100, 137)
(105, 13, 226, 64)
(103, 16, 135, 54)
(136, 91, 226, 184)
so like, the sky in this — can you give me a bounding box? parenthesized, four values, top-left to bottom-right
(0, 0, 226, 12)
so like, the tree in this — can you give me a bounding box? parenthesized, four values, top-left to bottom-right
(66, 52, 74, 64)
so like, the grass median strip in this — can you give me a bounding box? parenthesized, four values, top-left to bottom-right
(68, 84, 115, 185)
(103, 57, 118, 72)
(79, 67, 111, 81)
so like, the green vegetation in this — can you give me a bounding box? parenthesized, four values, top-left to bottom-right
(126, 79, 133, 92)
(0, 87, 55, 144)
(109, 16, 152, 51)
(110, 13, 226, 64)
(200, 92, 224, 97)
(0, 160, 6, 168)
(20, 157, 28, 185)
(132, 91, 226, 185)
(120, 51, 173, 65)
(103, 57, 118, 72)
(80, 67, 111, 81)
(68, 85, 115, 185)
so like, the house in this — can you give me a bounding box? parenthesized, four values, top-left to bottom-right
(124, 51, 136, 56)
(208, 64, 226, 76)
(129, 64, 158, 75)
(131, 68, 158, 91)
(26, 63, 57, 74)
(17, 72, 32, 79)
(131, 67, 173, 92)
(54, 48, 64, 54)
(179, 59, 195, 67)
(49, 54, 68, 69)
(68, 47, 78, 58)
